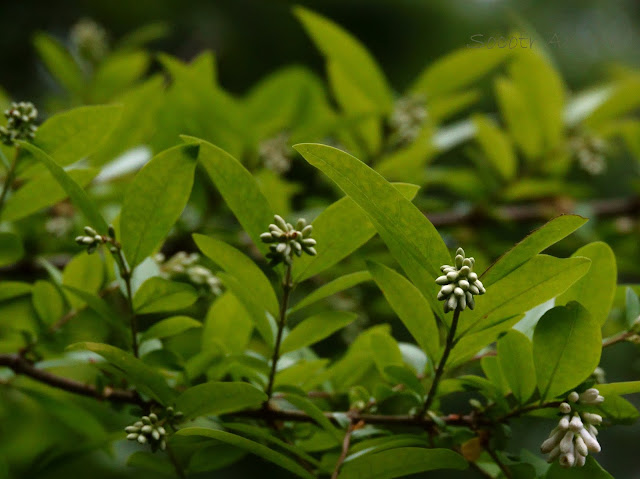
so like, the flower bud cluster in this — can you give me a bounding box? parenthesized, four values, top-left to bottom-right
(70, 18, 108, 64)
(389, 95, 428, 145)
(258, 132, 292, 173)
(569, 133, 607, 176)
(540, 388, 604, 468)
(124, 408, 183, 452)
(154, 251, 222, 295)
(436, 248, 485, 313)
(75, 225, 116, 254)
(0, 102, 38, 146)
(261, 215, 316, 266)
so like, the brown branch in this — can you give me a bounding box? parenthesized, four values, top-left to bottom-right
(0, 353, 145, 406)
(331, 420, 361, 479)
(602, 330, 637, 348)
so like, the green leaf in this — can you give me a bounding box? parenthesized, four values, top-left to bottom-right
(127, 451, 173, 476)
(472, 114, 516, 181)
(67, 342, 174, 404)
(89, 51, 150, 103)
(185, 137, 274, 253)
(33, 105, 123, 166)
(556, 242, 617, 326)
(120, 143, 199, 267)
(63, 285, 128, 340)
(141, 316, 201, 341)
(62, 252, 104, 309)
(133, 277, 198, 314)
(0, 282, 32, 302)
(289, 271, 371, 314)
(0, 232, 24, 268)
(177, 427, 314, 479)
(597, 381, 640, 396)
(32, 281, 65, 326)
(482, 215, 588, 286)
(340, 447, 467, 479)
(545, 456, 612, 478)
(281, 311, 357, 354)
(18, 142, 108, 232)
(294, 7, 392, 112)
(193, 234, 278, 318)
(202, 292, 253, 355)
(283, 394, 342, 442)
(626, 287, 640, 328)
(291, 182, 419, 282)
(384, 365, 425, 396)
(369, 331, 404, 374)
(459, 255, 591, 336)
(497, 330, 537, 404)
(175, 382, 266, 419)
(367, 261, 439, 362)
(33, 33, 84, 95)
(294, 143, 450, 318)
(2, 168, 96, 222)
(411, 47, 509, 99)
(533, 302, 602, 401)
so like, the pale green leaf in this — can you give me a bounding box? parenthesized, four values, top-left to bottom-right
(497, 330, 537, 404)
(597, 381, 640, 397)
(472, 114, 516, 181)
(141, 316, 201, 341)
(626, 287, 640, 328)
(133, 277, 198, 314)
(202, 292, 253, 355)
(175, 382, 266, 419)
(281, 311, 357, 354)
(545, 456, 612, 478)
(62, 252, 104, 309)
(33, 33, 84, 95)
(283, 394, 342, 442)
(32, 281, 65, 326)
(289, 271, 371, 314)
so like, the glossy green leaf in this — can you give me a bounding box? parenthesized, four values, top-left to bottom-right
(18, 142, 108, 232)
(62, 252, 104, 309)
(459, 255, 591, 336)
(283, 394, 342, 442)
(32, 280, 65, 326)
(482, 215, 588, 286)
(497, 330, 537, 404)
(369, 330, 404, 374)
(202, 292, 253, 355)
(2, 168, 96, 222)
(33, 105, 123, 166)
(367, 261, 439, 361)
(186, 137, 274, 253)
(340, 447, 467, 479)
(597, 381, 640, 396)
(120, 143, 199, 267)
(289, 271, 371, 314)
(556, 242, 617, 326)
(0, 232, 24, 268)
(33, 33, 84, 95)
(141, 316, 201, 341)
(0, 282, 32, 302)
(175, 382, 266, 419)
(193, 234, 278, 317)
(294, 143, 450, 317)
(291, 182, 419, 282)
(533, 302, 602, 401)
(177, 427, 314, 479)
(294, 7, 392, 112)
(133, 277, 198, 314)
(281, 311, 357, 354)
(545, 456, 612, 478)
(472, 114, 516, 181)
(68, 342, 174, 404)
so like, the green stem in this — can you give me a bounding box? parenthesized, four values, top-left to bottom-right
(110, 242, 138, 357)
(418, 308, 461, 417)
(165, 443, 186, 479)
(0, 147, 19, 221)
(265, 263, 293, 400)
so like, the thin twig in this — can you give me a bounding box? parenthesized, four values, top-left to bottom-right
(331, 420, 359, 479)
(602, 330, 636, 348)
(418, 308, 461, 417)
(0, 147, 19, 220)
(486, 447, 512, 479)
(265, 263, 293, 399)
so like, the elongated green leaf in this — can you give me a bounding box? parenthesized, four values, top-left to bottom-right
(120, 143, 199, 267)
(133, 277, 198, 314)
(89, 51, 150, 103)
(283, 394, 342, 442)
(62, 252, 104, 309)
(596, 381, 640, 396)
(33, 105, 123, 166)
(411, 47, 509, 99)
(340, 447, 467, 479)
(0, 282, 32, 302)
(291, 183, 419, 282)
(0, 232, 24, 267)
(459, 255, 591, 336)
(367, 261, 439, 362)
(369, 331, 404, 374)
(483, 215, 587, 286)
(202, 292, 253, 355)
(68, 342, 174, 404)
(17, 142, 108, 231)
(193, 234, 278, 317)
(497, 330, 536, 404)
(294, 143, 450, 318)
(32, 281, 65, 326)
(545, 456, 612, 478)
(294, 7, 392, 112)
(472, 114, 516, 181)
(141, 316, 201, 341)
(281, 311, 357, 354)
(185, 137, 273, 253)
(533, 302, 601, 401)
(3, 168, 96, 222)
(33, 33, 84, 95)
(626, 287, 640, 328)
(175, 382, 266, 419)
(177, 427, 314, 479)
(384, 365, 425, 396)
(556, 242, 616, 326)
(289, 271, 371, 314)
(63, 285, 128, 340)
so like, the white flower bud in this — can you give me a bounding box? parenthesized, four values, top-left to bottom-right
(446, 271, 458, 281)
(559, 451, 575, 468)
(547, 445, 561, 463)
(454, 287, 464, 297)
(582, 413, 602, 425)
(569, 415, 583, 432)
(541, 428, 564, 453)
(440, 284, 454, 295)
(559, 402, 571, 414)
(137, 435, 147, 444)
(579, 427, 601, 453)
(579, 388, 599, 403)
(126, 433, 138, 440)
(436, 275, 449, 285)
(568, 391, 579, 403)
(558, 415, 570, 430)
(458, 279, 469, 290)
(575, 452, 586, 467)
(574, 435, 588, 457)
(560, 431, 575, 453)
(587, 424, 598, 437)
